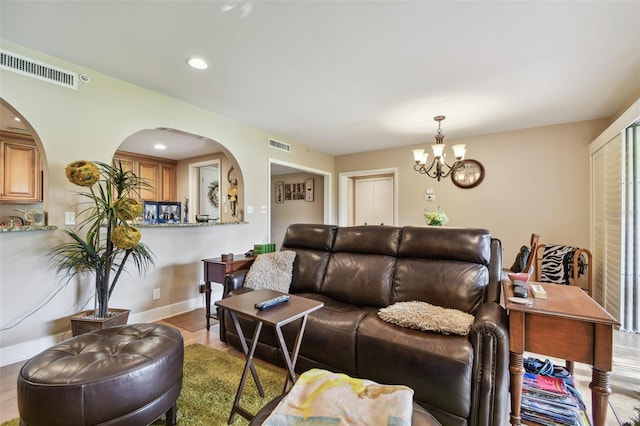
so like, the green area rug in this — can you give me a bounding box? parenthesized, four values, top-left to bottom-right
(2, 344, 285, 426)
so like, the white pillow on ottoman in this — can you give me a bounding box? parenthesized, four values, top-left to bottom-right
(244, 250, 297, 293)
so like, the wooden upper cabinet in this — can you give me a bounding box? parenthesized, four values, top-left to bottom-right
(160, 164, 176, 202)
(138, 161, 159, 201)
(113, 150, 177, 202)
(0, 131, 41, 202)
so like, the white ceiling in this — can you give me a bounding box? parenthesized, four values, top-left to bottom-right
(1, 0, 639, 158)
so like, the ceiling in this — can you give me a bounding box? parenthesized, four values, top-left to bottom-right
(1, 1, 639, 159)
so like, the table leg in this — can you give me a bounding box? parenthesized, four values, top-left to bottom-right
(227, 312, 265, 424)
(590, 368, 612, 426)
(509, 351, 524, 425)
(274, 315, 309, 393)
(205, 281, 212, 331)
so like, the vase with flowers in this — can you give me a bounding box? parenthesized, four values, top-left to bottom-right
(424, 207, 449, 226)
(50, 161, 155, 334)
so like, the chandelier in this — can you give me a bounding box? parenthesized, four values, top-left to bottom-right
(412, 115, 466, 181)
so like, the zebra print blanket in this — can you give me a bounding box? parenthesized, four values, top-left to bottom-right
(540, 245, 586, 285)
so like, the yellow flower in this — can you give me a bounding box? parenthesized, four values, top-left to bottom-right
(116, 198, 142, 221)
(65, 161, 100, 187)
(111, 225, 141, 250)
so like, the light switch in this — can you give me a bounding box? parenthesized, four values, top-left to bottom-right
(246, 205, 254, 214)
(260, 206, 267, 214)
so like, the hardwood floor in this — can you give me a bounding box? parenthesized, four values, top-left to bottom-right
(1, 313, 638, 425)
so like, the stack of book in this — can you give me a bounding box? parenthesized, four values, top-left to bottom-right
(521, 372, 590, 426)
(254, 243, 276, 255)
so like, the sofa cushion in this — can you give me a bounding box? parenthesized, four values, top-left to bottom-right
(322, 253, 396, 307)
(286, 293, 374, 376)
(357, 314, 474, 420)
(378, 301, 474, 336)
(245, 250, 296, 293)
(393, 227, 491, 314)
(332, 225, 400, 256)
(393, 258, 488, 314)
(282, 224, 337, 293)
(398, 227, 492, 264)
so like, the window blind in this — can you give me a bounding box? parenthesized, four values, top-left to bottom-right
(622, 124, 639, 332)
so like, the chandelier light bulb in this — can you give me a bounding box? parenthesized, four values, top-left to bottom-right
(412, 115, 468, 181)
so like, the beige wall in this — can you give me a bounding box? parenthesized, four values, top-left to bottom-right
(336, 119, 609, 260)
(271, 172, 325, 249)
(0, 41, 334, 365)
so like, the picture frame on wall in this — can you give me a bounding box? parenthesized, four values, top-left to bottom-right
(157, 202, 181, 223)
(275, 181, 284, 203)
(143, 201, 158, 224)
(305, 178, 314, 202)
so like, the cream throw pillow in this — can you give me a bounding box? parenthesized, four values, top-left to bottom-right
(244, 250, 296, 293)
(378, 301, 474, 336)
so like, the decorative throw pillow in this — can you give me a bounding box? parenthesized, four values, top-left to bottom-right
(244, 250, 296, 293)
(378, 301, 474, 336)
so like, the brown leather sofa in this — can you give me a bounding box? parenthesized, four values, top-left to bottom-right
(220, 224, 509, 426)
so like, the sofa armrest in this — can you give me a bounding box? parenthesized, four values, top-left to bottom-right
(468, 301, 510, 426)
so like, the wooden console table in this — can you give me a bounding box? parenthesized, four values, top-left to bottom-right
(202, 255, 255, 330)
(503, 281, 619, 426)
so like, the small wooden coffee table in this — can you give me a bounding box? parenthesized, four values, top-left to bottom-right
(215, 289, 323, 424)
(503, 281, 619, 426)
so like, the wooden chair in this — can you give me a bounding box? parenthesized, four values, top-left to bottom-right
(534, 244, 593, 296)
(524, 234, 540, 277)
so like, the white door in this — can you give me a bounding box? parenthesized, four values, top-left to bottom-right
(354, 175, 394, 226)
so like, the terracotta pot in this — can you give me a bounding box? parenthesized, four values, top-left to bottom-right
(70, 308, 130, 336)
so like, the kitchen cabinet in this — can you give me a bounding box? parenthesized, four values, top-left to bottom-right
(0, 131, 41, 202)
(113, 151, 177, 202)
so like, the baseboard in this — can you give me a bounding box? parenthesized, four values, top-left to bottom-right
(0, 294, 217, 367)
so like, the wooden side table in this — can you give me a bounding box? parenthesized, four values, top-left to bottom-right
(215, 289, 324, 424)
(202, 255, 255, 330)
(503, 281, 619, 426)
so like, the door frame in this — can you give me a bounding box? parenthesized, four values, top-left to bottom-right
(338, 167, 399, 226)
(268, 158, 333, 238)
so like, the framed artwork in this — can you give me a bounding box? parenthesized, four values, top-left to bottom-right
(275, 181, 284, 203)
(143, 201, 158, 224)
(157, 202, 181, 223)
(305, 178, 314, 202)
(451, 159, 485, 189)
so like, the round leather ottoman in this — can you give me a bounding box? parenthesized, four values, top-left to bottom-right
(248, 393, 442, 425)
(17, 323, 183, 426)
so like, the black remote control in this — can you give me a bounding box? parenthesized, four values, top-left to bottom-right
(255, 295, 290, 310)
(513, 281, 528, 298)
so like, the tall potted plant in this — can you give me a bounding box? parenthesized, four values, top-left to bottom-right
(50, 160, 155, 335)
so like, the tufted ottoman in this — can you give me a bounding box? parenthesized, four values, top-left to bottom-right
(17, 323, 184, 426)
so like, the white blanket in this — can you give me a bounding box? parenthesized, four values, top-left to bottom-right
(263, 369, 414, 425)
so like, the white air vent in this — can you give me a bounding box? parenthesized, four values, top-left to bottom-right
(1, 49, 78, 89)
(268, 138, 291, 153)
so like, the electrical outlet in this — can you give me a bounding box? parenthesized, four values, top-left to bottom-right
(152, 288, 160, 300)
(64, 211, 76, 225)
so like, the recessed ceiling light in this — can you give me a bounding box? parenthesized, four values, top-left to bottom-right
(187, 57, 208, 70)
(153, 144, 167, 150)
(14, 117, 21, 122)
